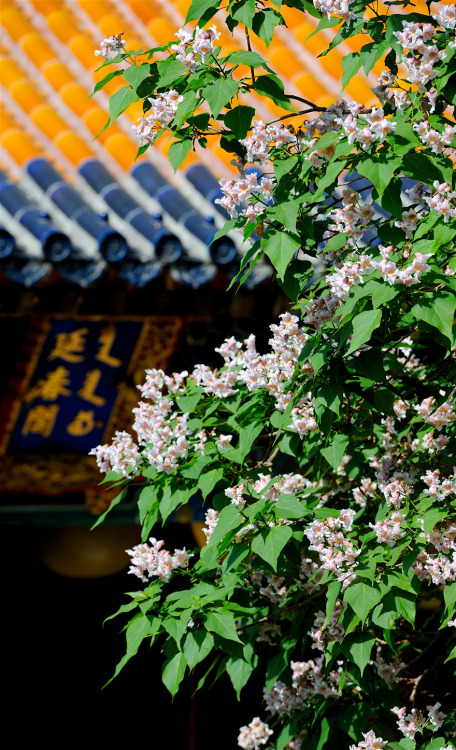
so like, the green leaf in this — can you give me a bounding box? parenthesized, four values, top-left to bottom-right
(185, 0, 219, 22)
(222, 542, 249, 573)
(157, 58, 187, 88)
(251, 525, 292, 570)
(205, 504, 243, 549)
(445, 643, 456, 663)
(168, 139, 193, 172)
(183, 630, 214, 669)
(226, 656, 255, 699)
(324, 581, 342, 628)
(262, 230, 300, 280)
(227, 50, 272, 70)
(224, 105, 255, 139)
(176, 393, 201, 412)
(402, 152, 446, 187)
(252, 8, 284, 45)
(108, 614, 160, 683)
(137, 484, 158, 524)
(266, 199, 300, 234)
(160, 486, 194, 523)
(107, 86, 139, 129)
(92, 69, 123, 95)
(123, 63, 151, 91)
(411, 290, 456, 345)
(91, 488, 127, 529)
(202, 77, 238, 118)
(254, 74, 295, 111)
(273, 494, 307, 519)
(230, 0, 256, 27)
(318, 382, 342, 415)
(341, 632, 375, 676)
(321, 434, 349, 471)
(341, 51, 363, 89)
(238, 421, 263, 460)
(373, 387, 396, 417)
(172, 89, 199, 129)
(358, 155, 402, 198)
(162, 651, 187, 696)
(444, 581, 456, 617)
(274, 154, 298, 181)
(346, 309, 382, 355)
(344, 581, 383, 623)
(198, 468, 224, 499)
(205, 609, 242, 642)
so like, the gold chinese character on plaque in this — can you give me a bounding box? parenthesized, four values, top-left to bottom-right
(48, 327, 88, 363)
(96, 326, 121, 368)
(78, 369, 106, 407)
(67, 409, 96, 436)
(22, 404, 59, 437)
(23, 366, 72, 403)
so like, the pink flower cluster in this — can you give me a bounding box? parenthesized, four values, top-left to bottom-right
(369, 512, 406, 547)
(413, 430, 449, 454)
(414, 395, 456, 429)
(327, 251, 374, 300)
(237, 717, 273, 749)
(89, 430, 140, 476)
(132, 90, 184, 145)
(392, 703, 445, 738)
(425, 182, 456, 222)
(421, 468, 456, 500)
(340, 106, 396, 149)
(312, 0, 356, 22)
(352, 478, 377, 508)
(215, 173, 275, 219)
(239, 120, 296, 164)
(94, 33, 125, 59)
(394, 21, 444, 89)
(372, 647, 405, 687)
(374, 245, 432, 286)
(249, 570, 289, 605)
(171, 25, 220, 73)
(414, 121, 456, 156)
(308, 600, 345, 650)
(394, 208, 425, 238)
(202, 508, 219, 541)
(304, 510, 359, 586)
(376, 460, 416, 509)
(432, 3, 456, 31)
(290, 656, 341, 699)
(412, 522, 456, 584)
(349, 732, 387, 750)
(126, 537, 193, 582)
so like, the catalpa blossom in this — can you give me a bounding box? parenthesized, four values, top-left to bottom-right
(239, 120, 295, 164)
(131, 90, 184, 144)
(371, 647, 405, 687)
(392, 704, 446, 739)
(349, 731, 387, 750)
(313, 0, 356, 22)
(126, 537, 193, 582)
(172, 25, 220, 73)
(215, 173, 276, 218)
(425, 181, 456, 222)
(290, 656, 341, 699)
(202, 508, 219, 541)
(432, 3, 456, 30)
(237, 717, 273, 749)
(94, 33, 125, 59)
(414, 121, 456, 156)
(89, 430, 140, 476)
(394, 21, 444, 89)
(369, 512, 406, 547)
